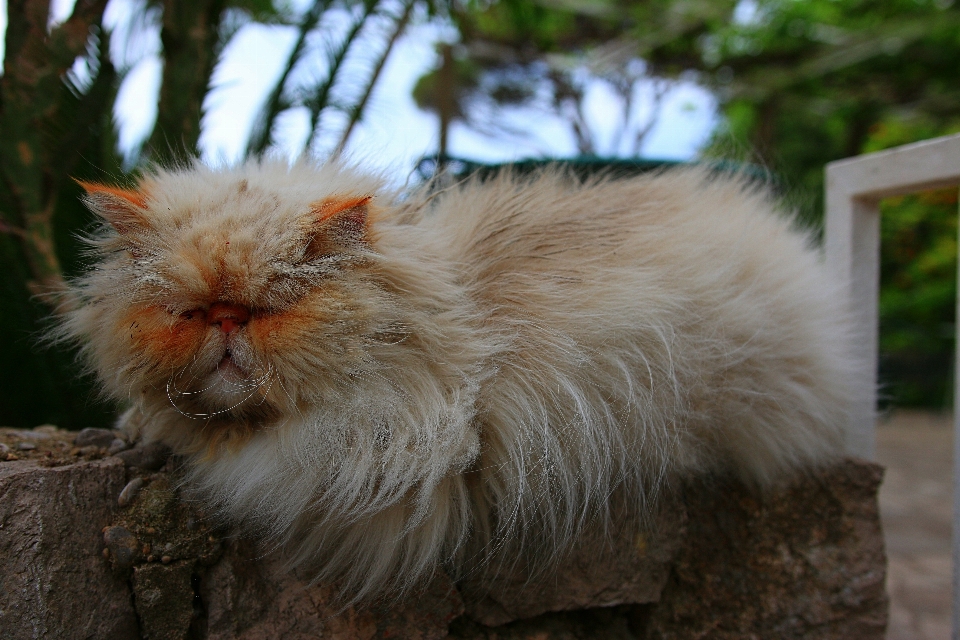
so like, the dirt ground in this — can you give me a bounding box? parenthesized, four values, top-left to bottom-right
(876, 410, 953, 640)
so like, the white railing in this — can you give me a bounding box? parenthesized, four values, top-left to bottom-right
(824, 132, 960, 638)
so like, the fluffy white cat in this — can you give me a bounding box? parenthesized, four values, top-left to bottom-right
(60, 161, 865, 600)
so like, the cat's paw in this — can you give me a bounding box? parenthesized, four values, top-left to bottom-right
(115, 406, 145, 440)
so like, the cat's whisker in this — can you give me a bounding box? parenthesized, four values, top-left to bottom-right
(167, 386, 265, 419)
(169, 368, 222, 396)
(273, 375, 306, 421)
(169, 359, 220, 394)
(166, 379, 205, 420)
(166, 359, 278, 420)
(253, 383, 274, 407)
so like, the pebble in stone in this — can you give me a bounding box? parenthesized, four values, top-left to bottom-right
(14, 429, 51, 441)
(16, 442, 37, 451)
(108, 438, 130, 455)
(103, 526, 140, 570)
(74, 428, 116, 448)
(118, 477, 145, 508)
(115, 442, 171, 470)
(0, 443, 9, 454)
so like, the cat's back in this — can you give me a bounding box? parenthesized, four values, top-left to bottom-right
(410, 166, 858, 484)
(417, 167, 827, 322)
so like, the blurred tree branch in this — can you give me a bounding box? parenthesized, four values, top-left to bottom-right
(303, 0, 383, 153)
(0, 0, 111, 293)
(246, 0, 334, 156)
(147, 0, 229, 163)
(333, 0, 416, 157)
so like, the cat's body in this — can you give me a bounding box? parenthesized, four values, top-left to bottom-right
(63, 161, 863, 600)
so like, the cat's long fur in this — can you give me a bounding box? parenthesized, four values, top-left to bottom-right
(60, 160, 865, 600)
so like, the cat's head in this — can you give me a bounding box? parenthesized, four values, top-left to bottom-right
(65, 162, 400, 444)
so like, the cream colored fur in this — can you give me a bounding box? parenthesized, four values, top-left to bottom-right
(60, 160, 865, 601)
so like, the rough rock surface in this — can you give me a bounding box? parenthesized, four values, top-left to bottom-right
(0, 426, 888, 639)
(200, 544, 464, 640)
(458, 503, 682, 626)
(0, 455, 139, 638)
(640, 463, 888, 639)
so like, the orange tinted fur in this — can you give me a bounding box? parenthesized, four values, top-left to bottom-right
(75, 180, 148, 208)
(59, 160, 866, 603)
(312, 195, 373, 222)
(123, 307, 205, 365)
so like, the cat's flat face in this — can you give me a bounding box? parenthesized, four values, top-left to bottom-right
(73, 165, 392, 440)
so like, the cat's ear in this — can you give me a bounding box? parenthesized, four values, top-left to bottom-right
(310, 196, 371, 235)
(75, 180, 149, 234)
(305, 195, 372, 253)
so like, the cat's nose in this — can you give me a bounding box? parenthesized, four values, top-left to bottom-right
(208, 302, 250, 334)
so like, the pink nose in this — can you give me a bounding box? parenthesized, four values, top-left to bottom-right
(208, 302, 250, 334)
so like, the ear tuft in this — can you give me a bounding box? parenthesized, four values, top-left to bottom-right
(307, 195, 372, 245)
(310, 196, 372, 228)
(75, 179, 149, 234)
(303, 195, 373, 258)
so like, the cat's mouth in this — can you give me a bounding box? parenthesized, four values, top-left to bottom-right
(164, 346, 273, 420)
(214, 348, 262, 388)
(175, 345, 277, 418)
(161, 333, 279, 419)
(218, 348, 244, 376)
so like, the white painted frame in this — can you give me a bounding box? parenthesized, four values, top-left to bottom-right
(823, 132, 960, 638)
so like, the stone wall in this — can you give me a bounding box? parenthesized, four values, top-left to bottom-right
(0, 427, 887, 639)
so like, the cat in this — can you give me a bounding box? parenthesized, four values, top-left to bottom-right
(59, 159, 865, 601)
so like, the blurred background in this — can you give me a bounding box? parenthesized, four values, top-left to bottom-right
(2, 0, 959, 429)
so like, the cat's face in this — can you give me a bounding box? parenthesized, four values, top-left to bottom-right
(71, 167, 396, 438)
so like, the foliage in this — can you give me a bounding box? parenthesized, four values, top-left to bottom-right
(413, 0, 741, 153)
(421, 0, 960, 222)
(878, 188, 957, 407)
(699, 0, 960, 227)
(415, 0, 674, 153)
(246, 0, 419, 158)
(870, 117, 960, 407)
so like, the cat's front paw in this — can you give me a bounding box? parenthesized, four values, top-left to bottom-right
(115, 406, 145, 440)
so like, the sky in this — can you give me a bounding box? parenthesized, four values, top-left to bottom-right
(0, 0, 719, 179)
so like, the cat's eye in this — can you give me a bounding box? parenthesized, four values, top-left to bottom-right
(179, 309, 206, 321)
